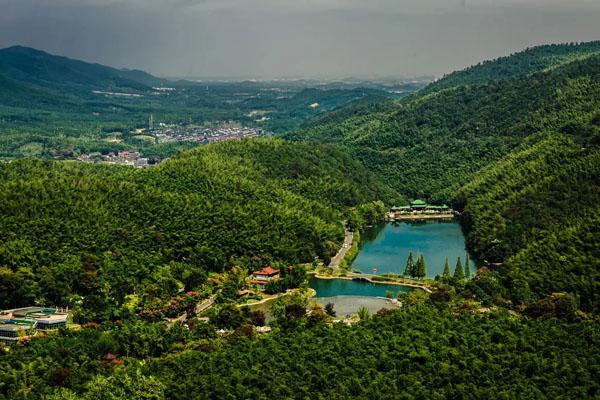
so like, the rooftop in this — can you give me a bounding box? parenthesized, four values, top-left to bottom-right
(391, 206, 411, 210)
(0, 322, 34, 331)
(255, 266, 280, 276)
(1, 307, 68, 323)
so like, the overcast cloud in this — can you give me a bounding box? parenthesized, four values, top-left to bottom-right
(1, 0, 599, 79)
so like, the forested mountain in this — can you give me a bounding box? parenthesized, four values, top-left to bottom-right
(290, 42, 600, 311)
(289, 45, 600, 202)
(1, 41, 600, 399)
(425, 41, 600, 93)
(0, 47, 418, 160)
(457, 123, 600, 312)
(0, 138, 395, 320)
(0, 46, 164, 92)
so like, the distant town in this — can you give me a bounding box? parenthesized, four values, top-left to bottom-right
(78, 150, 156, 168)
(149, 122, 261, 144)
(77, 118, 263, 168)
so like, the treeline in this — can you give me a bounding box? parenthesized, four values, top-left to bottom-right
(424, 40, 600, 93)
(0, 138, 394, 321)
(2, 303, 599, 399)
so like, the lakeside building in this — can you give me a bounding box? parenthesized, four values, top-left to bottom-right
(0, 307, 69, 344)
(251, 266, 281, 289)
(389, 200, 453, 220)
(253, 266, 280, 281)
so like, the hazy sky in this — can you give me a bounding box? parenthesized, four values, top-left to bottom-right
(1, 0, 600, 79)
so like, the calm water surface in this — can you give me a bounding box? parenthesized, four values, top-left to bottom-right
(309, 277, 412, 298)
(309, 278, 412, 315)
(353, 221, 473, 278)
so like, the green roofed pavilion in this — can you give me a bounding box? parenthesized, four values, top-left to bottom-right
(410, 199, 427, 209)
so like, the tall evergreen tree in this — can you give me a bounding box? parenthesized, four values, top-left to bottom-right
(416, 255, 427, 279)
(464, 254, 471, 279)
(453, 257, 465, 281)
(404, 252, 415, 277)
(442, 257, 451, 281)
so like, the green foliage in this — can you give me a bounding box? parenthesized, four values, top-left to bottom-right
(324, 302, 336, 317)
(0, 47, 420, 159)
(357, 306, 370, 321)
(210, 304, 244, 329)
(416, 254, 427, 279)
(458, 124, 600, 311)
(1, 41, 600, 399)
(292, 42, 600, 313)
(442, 257, 451, 282)
(290, 45, 600, 203)
(453, 257, 465, 282)
(464, 254, 471, 279)
(403, 252, 415, 277)
(347, 200, 389, 231)
(143, 310, 600, 399)
(424, 41, 600, 93)
(0, 138, 392, 320)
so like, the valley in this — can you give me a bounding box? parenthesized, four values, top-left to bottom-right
(0, 40, 599, 399)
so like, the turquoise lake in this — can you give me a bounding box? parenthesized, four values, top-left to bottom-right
(309, 278, 412, 298)
(352, 221, 473, 278)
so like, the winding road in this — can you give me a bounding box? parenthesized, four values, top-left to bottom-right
(328, 222, 354, 270)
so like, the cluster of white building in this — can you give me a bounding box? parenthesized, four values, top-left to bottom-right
(77, 150, 151, 168)
(152, 126, 261, 144)
(0, 307, 69, 344)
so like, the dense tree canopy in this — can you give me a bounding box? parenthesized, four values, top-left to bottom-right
(0, 138, 395, 320)
(1, 41, 599, 399)
(289, 47, 600, 202)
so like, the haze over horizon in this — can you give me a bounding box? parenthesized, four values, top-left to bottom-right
(1, 0, 600, 80)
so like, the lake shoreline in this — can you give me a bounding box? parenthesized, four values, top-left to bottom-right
(309, 273, 431, 293)
(353, 221, 473, 278)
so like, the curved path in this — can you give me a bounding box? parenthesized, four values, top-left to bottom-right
(328, 222, 353, 269)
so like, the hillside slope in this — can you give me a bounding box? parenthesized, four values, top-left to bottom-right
(0, 138, 396, 319)
(290, 47, 600, 202)
(458, 121, 600, 311)
(424, 41, 600, 93)
(291, 42, 600, 311)
(0, 46, 164, 91)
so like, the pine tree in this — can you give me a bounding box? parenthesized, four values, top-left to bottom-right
(442, 257, 451, 281)
(404, 252, 415, 277)
(464, 254, 471, 279)
(416, 255, 427, 279)
(453, 257, 465, 281)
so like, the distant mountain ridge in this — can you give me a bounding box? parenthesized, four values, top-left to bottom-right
(290, 41, 600, 200)
(424, 40, 600, 93)
(0, 46, 165, 93)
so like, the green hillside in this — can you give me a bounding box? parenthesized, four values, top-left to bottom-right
(0, 47, 418, 159)
(290, 42, 600, 311)
(425, 41, 600, 93)
(290, 46, 600, 202)
(457, 123, 600, 311)
(2, 304, 599, 399)
(0, 138, 395, 319)
(0, 46, 163, 91)
(1, 41, 599, 399)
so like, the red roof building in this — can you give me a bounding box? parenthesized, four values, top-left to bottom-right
(253, 266, 280, 281)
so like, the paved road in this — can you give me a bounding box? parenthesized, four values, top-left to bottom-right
(328, 223, 354, 269)
(195, 295, 216, 314)
(166, 294, 217, 327)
